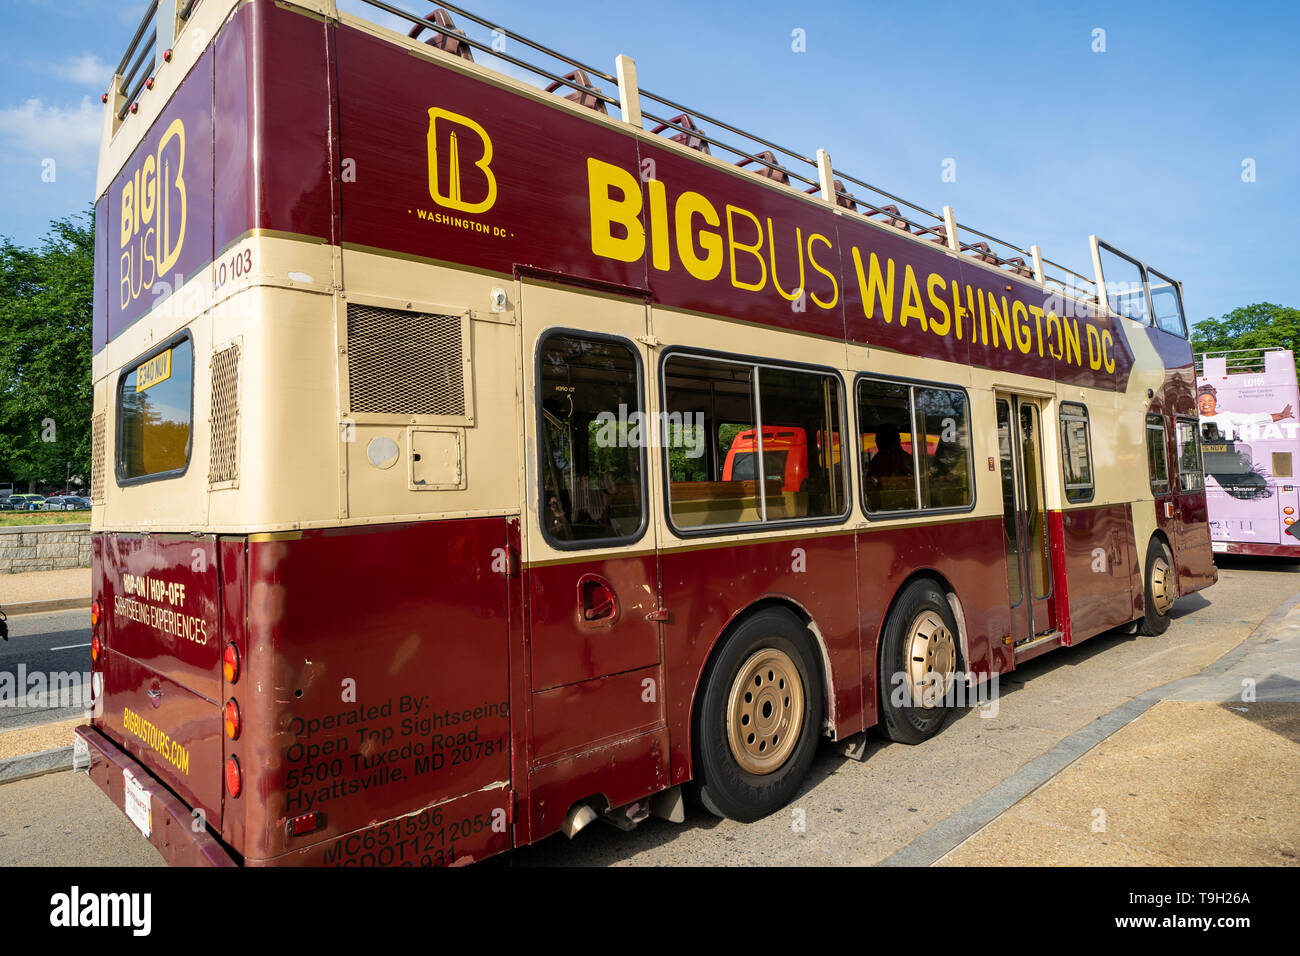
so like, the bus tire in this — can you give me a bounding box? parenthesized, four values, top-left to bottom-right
(1139, 537, 1176, 635)
(694, 609, 823, 823)
(878, 580, 960, 745)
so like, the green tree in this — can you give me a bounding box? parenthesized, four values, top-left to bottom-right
(1190, 303, 1300, 371)
(0, 212, 95, 492)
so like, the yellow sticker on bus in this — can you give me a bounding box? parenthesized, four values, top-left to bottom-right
(136, 349, 172, 392)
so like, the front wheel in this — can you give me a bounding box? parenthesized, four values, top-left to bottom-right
(1139, 537, 1177, 635)
(694, 609, 823, 823)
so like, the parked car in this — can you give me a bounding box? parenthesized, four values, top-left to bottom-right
(24, 496, 46, 511)
(42, 496, 71, 511)
(1, 494, 35, 511)
(65, 496, 92, 510)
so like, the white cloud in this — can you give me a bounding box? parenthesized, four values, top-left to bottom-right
(51, 53, 113, 88)
(0, 97, 101, 166)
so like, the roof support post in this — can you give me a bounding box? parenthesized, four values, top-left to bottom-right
(156, 0, 177, 70)
(942, 206, 960, 253)
(1030, 244, 1045, 283)
(816, 148, 835, 203)
(1088, 235, 1108, 311)
(615, 54, 642, 128)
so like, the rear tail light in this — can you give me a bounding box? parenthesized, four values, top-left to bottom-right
(224, 699, 241, 740)
(223, 643, 240, 683)
(225, 756, 242, 797)
(90, 600, 101, 628)
(91, 635, 101, 663)
(1286, 507, 1295, 516)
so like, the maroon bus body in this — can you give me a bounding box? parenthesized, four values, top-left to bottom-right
(81, 0, 1213, 866)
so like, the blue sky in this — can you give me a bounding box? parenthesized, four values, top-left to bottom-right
(1, 0, 1295, 327)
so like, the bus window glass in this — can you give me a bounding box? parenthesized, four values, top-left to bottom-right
(858, 379, 918, 513)
(1060, 402, 1095, 502)
(914, 387, 971, 509)
(1147, 415, 1170, 492)
(664, 355, 761, 528)
(1176, 419, 1204, 491)
(758, 366, 847, 519)
(1148, 270, 1186, 337)
(1099, 246, 1149, 324)
(118, 338, 193, 480)
(538, 334, 644, 544)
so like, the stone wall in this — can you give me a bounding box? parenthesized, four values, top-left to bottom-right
(0, 524, 92, 573)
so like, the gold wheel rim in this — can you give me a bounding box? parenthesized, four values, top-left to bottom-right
(1151, 555, 1175, 615)
(905, 611, 956, 709)
(726, 648, 805, 775)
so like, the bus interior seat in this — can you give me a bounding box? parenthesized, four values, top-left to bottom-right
(546, 69, 607, 114)
(652, 113, 710, 154)
(737, 150, 790, 186)
(407, 8, 475, 61)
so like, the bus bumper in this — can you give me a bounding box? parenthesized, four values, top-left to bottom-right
(75, 724, 238, 867)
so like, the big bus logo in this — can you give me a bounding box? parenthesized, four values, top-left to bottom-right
(426, 107, 497, 214)
(118, 117, 187, 309)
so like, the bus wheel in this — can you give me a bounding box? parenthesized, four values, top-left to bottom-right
(694, 609, 823, 823)
(878, 580, 959, 745)
(1139, 538, 1176, 635)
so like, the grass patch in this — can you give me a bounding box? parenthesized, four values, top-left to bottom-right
(0, 512, 91, 527)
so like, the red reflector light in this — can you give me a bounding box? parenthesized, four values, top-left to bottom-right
(288, 813, 321, 837)
(225, 756, 242, 797)
(224, 699, 241, 740)
(90, 600, 101, 628)
(223, 643, 240, 684)
(91, 635, 101, 663)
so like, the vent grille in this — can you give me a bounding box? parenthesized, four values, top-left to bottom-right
(209, 344, 240, 484)
(91, 412, 106, 503)
(346, 305, 466, 417)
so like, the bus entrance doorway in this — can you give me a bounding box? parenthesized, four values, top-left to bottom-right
(996, 395, 1056, 645)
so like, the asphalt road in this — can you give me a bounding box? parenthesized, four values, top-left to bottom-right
(1, 557, 1296, 867)
(0, 609, 93, 733)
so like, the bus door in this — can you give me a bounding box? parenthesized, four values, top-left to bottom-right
(996, 395, 1056, 643)
(518, 280, 668, 832)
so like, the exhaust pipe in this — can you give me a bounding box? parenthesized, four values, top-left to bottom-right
(561, 803, 598, 839)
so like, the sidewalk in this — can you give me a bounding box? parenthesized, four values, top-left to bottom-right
(0, 567, 91, 615)
(933, 594, 1300, 866)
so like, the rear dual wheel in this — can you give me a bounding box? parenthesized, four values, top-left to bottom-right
(878, 580, 960, 745)
(694, 610, 823, 822)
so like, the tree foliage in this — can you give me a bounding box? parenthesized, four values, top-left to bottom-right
(1190, 303, 1300, 369)
(0, 212, 95, 492)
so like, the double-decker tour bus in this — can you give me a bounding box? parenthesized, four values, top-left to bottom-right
(77, 0, 1216, 866)
(1196, 348, 1300, 556)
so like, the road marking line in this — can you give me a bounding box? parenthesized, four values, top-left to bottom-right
(49, 644, 90, 651)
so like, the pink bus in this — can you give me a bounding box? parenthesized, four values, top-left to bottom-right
(1197, 348, 1300, 557)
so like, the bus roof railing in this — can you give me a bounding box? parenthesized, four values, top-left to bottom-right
(105, 0, 1134, 313)
(1195, 347, 1289, 375)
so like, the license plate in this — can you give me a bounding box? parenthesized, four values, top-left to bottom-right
(1212, 542, 1228, 553)
(1203, 443, 1228, 453)
(123, 768, 151, 839)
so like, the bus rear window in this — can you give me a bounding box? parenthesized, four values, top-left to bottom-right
(117, 338, 194, 481)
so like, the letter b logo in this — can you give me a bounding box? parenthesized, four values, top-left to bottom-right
(427, 108, 497, 214)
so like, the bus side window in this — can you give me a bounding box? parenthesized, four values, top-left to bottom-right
(1176, 419, 1204, 491)
(1147, 414, 1170, 494)
(1059, 402, 1095, 502)
(858, 378, 917, 513)
(537, 333, 645, 545)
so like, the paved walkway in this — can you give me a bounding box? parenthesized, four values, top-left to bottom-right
(0, 568, 90, 612)
(932, 594, 1300, 866)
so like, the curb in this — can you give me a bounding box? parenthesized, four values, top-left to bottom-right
(3, 598, 90, 616)
(0, 746, 73, 784)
